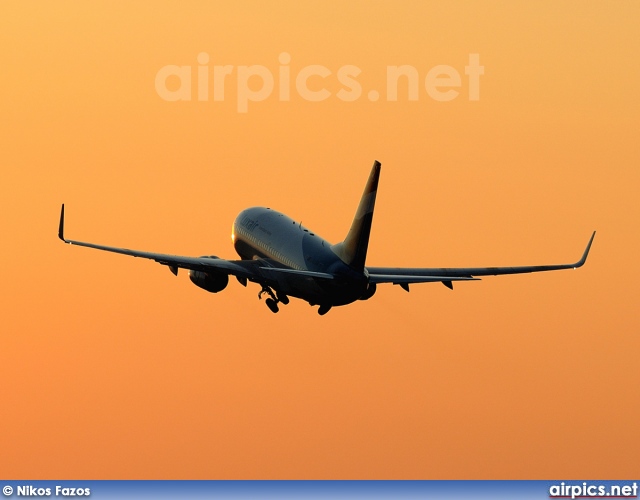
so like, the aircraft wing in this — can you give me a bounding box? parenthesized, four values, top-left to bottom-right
(57, 204, 327, 283)
(367, 231, 595, 286)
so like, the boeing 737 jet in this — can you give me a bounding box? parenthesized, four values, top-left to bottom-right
(58, 161, 595, 315)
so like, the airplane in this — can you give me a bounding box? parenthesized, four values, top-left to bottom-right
(58, 161, 595, 315)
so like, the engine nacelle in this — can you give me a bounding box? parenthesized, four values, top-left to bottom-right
(359, 282, 377, 301)
(189, 256, 229, 293)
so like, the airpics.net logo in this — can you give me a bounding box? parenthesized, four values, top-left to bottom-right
(549, 482, 638, 499)
(154, 52, 484, 113)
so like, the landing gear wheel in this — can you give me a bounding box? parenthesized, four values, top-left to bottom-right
(276, 292, 290, 305)
(265, 298, 279, 313)
(317, 304, 332, 316)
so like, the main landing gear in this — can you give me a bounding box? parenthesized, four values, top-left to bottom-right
(309, 301, 332, 316)
(317, 304, 332, 316)
(258, 285, 289, 314)
(258, 285, 331, 315)
(265, 297, 279, 313)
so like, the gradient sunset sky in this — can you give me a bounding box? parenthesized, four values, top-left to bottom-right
(1, 1, 638, 478)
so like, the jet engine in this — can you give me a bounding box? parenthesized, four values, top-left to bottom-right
(189, 256, 229, 293)
(359, 282, 377, 300)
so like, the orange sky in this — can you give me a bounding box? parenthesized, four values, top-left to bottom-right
(1, 1, 639, 479)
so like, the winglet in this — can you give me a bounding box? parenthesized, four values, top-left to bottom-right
(58, 204, 66, 242)
(574, 231, 596, 268)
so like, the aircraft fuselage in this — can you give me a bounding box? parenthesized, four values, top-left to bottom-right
(232, 207, 369, 306)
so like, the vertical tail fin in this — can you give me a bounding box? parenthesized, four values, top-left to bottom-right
(331, 161, 381, 271)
